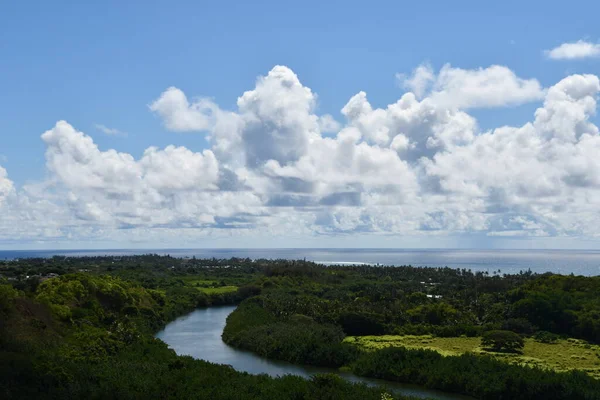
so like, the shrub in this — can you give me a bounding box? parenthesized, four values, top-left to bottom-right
(482, 330, 524, 353)
(534, 331, 561, 344)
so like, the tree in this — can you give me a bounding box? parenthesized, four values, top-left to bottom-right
(338, 311, 385, 335)
(481, 330, 524, 353)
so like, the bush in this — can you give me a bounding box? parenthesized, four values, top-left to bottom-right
(482, 330, 524, 353)
(534, 331, 561, 344)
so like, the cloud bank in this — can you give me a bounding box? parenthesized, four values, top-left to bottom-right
(1, 63, 600, 246)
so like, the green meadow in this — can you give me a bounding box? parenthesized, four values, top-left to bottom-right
(198, 285, 239, 294)
(346, 335, 600, 378)
(180, 277, 239, 294)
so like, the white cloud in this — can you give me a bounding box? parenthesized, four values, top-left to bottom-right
(421, 73, 600, 235)
(340, 89, 478, 155)
(408, 64, 545, 109)
(39, 121, 227, 228)
(95, 124, 126, 136)
(3, 64, 600, 246)
(43, 121, 220, 193)
(153, 66, 600, 239)
(149, 87, 217, 131)
(0, 165, 14, 205)
(318, 114, 341, 133)
(233, 66, 318, 168)
(546, 40, 600, 60)
(398, 63, 435, 99)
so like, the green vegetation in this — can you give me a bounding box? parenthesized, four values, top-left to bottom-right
(352, 346, 597, 400)
(0, 256, 408, 400)
(223, 297, 359, 367)
(219, 262, 600, 399)
(199, 285, 239, 295)
(347, 335, 600, 378)
(2, 255, 600, 399)
(481, 330, 524, 353)
(181, 276, 241, 294)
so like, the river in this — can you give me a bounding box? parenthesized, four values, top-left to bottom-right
(155, 305, 472, 400)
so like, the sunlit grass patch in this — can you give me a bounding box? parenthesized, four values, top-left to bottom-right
(181, 277, 238, 294)
(198, 286, 238, 294)
(182, 278, 219, 286)
(345, 334, 600, 378)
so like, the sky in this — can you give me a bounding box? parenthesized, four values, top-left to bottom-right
(1, 0, 600, 249)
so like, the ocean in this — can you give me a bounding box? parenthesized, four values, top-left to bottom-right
(2, 248, 600, 276)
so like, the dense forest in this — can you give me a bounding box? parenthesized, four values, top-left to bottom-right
(1, 255, 600, 399)
(222, 262, 600, 399)
(0, 256, 402, 399)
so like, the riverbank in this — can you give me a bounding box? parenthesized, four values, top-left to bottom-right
(4, 255, 600, 399)
(1, 267, 415, 400)
(156, 305, 472, 400)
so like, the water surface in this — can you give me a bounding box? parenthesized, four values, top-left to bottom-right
(4, 248, 600, 276)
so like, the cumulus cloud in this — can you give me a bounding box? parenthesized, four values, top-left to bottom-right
(340, 90, 478, 157)
(43, 121, 220, 193)
(39, 121, 231, 227)
(400, 63, 544, 109)
(546, 40, 600, 60)
(421, 73, 600, 235)
(149, 87, 217, 131)
(233, 66, 319, 168)
(318, 114, 341, 133)
(3, 64, 600, 245)
(148, 65, 599, 239)
(398, 63, 435, 98)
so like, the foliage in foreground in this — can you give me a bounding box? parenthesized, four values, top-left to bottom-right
(0, 271, 405, 400)
(3, 254, 600, 399)
(352, 346, 599, 400)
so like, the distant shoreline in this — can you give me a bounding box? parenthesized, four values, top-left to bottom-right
(2, 248, 600, 276)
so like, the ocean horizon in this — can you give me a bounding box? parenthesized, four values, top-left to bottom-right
(2, 248, 600, 276)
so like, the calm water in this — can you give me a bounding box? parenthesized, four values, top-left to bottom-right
(3, 248, 600, 276)
(155, 305, 471, 400)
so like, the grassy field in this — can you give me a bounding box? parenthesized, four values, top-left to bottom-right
(178, 277, 238, 294)
(197, 286, 238, 294)
(345, 335, 600, 378)
(182, 278, 219, 286)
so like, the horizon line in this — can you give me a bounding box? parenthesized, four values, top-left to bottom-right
(2, 247, 600, 252)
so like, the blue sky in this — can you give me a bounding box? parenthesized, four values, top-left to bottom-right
(1, 0, 600, 249)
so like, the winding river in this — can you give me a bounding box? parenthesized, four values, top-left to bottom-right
(156, 305, 472, 400)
